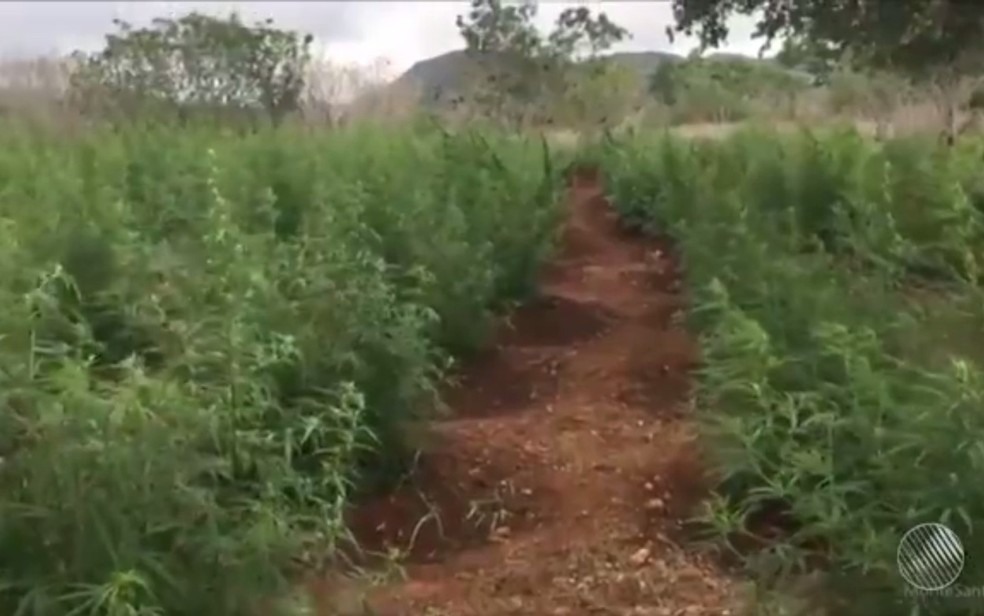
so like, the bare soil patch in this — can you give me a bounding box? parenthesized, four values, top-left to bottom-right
(310, 165, 742, 615)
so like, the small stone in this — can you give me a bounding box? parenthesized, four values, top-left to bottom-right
(629, 547, 651, 566)
(678, 566, 704, 582)
(645, 498, 665, 511)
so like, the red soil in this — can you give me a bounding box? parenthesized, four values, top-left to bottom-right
(307, 167, 741, 615)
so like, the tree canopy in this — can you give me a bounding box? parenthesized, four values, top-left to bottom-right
(454, 0, 630, 127)
(70, 12, 313, 124)
(774, 35, 841, 84)
(672, 0, 984, 80)
(650, 56, 808, 106)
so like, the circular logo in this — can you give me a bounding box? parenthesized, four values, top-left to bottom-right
(897, 522, 965, 591)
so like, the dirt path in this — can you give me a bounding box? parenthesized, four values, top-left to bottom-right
(311, 169, 741, 615)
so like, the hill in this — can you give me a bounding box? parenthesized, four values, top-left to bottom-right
(353, 48, 810, 118)
(390, 49, 684, 105)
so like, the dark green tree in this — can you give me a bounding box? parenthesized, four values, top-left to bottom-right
(673, 0, 983, 73)
(775, 35, 840, 84)
(670, 0, 984, 139)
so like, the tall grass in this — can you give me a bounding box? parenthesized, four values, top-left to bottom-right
(0, 119, 562, 615)
(598, 126, 984, 614)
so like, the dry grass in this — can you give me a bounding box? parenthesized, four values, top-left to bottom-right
(542, 100, 974, 148)
(0, 55, 74, 122)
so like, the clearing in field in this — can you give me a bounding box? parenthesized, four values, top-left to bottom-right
(309, 168, 740, 615)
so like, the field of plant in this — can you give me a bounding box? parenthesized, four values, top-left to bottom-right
(6, 111, 984, 616)
(596, 126, 984, 613)
(5, 0, 984, 611)
(0, 119, 563, 615)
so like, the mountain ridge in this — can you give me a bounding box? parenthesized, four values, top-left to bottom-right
(389, 48, 782, 104)
(393, 50, 681, 99)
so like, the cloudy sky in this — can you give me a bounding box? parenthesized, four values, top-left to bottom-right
(0, 1, 767, 77)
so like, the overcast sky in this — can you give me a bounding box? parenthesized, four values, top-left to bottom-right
(0, 2, 767, 77)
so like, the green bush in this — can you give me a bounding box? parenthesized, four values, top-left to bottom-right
(599, 126, 984, 614)
(0, 119, 561, 615)
(648, 58, 809, 124)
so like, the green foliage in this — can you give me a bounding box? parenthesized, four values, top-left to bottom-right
(600, 127, 984, 613)
(454, 0, 630, 126)
(648, 57, 809, 123)
(0, 119, 561, 615)
(672, 0, 984, 79)
(456, 0, 542, 56)
(547, 7, 629, 59)
(774, 36, 839, 84)
(553, 61, 644, 131)
(69, 12, 313, 124)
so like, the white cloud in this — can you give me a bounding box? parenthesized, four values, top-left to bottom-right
(0, 1, 768, 76)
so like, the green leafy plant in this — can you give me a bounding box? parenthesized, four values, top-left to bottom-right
(0, 117, 562, 615)
(600, 126, 984, 614)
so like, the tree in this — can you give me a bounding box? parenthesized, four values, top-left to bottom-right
(548, 7, 630, 60)
(775, 36, 841, 84)
(648, 56, 809, 123)
(69, 12, 313, 125)
(454, 0, 630, 127)
(672, 0, 984, 75)
(670, 0, 984, 139)
(558, 61, 645, 131)
(648, 61, 682, 106)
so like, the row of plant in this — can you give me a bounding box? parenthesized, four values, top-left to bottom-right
(0, 119, 563, 616)
(595, 126, 984, 614)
